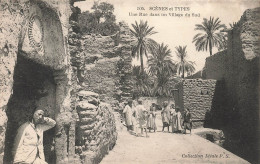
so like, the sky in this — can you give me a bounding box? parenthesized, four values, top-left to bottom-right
(75, 0, 259, 72)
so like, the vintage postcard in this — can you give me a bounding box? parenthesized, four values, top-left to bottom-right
(0, 0, 259, 164)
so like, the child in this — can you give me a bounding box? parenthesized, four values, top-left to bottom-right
(183, 108, 192, 134)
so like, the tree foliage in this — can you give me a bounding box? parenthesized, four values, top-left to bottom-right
(130, 20, 158, 75)
(70, 6, 81, 33)
(78, 1, 119, 36)
(132, 66, 154, 97)
(175, 46, 196, 78)
(192, 17, 227, 56)
(148, 43, 176, 96)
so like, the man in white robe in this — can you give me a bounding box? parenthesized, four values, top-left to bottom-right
(12, 109, 56, 164)
(135, 100, 149, 137)
(123, 100, 133, 131)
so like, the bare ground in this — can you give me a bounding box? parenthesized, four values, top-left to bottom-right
(101, 112, 250, 164)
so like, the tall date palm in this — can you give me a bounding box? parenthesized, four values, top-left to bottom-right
(148, 43, 176, 96)
(175, 46, 196, 78)
(192, 17, 226, 56)
(130, 20, 158, 75)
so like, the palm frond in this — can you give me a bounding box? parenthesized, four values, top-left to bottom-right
(193, 16, 226, 55)
(130, 20, 157, 73)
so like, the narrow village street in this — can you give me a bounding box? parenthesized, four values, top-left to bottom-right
(101, 112, 250, 164)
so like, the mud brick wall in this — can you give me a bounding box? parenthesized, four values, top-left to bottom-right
(204, 7, 260, 163)
(85, 57, 120, 104)
(70, 22, 134, 109)
(175, 79, 217, 128)
(68, 33, 121, 110)
(204, 50, 227, 80)
(75, 90, 117, 164)
(115, 22, 134, 103)
(82, 34, 119, 108)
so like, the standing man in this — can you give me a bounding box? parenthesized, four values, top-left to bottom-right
(12, 109, 56, 164)
(123, 100, 133, 131)
(175, 106, 183, 133)
(147, 103, 157, 132)
(161, 101, 171, 132)
(135, 100, 149, 137)
(170, 104, 177, 133)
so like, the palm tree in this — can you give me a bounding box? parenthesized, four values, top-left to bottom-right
(148, 43, 176, 96)
(175, 46, 196, 78)
(132, 66, 154, 97)
(193, 17, 226, 56)
(130, 20, 158, 75)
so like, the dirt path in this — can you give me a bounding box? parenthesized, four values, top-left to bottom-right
(101, 112, 249, 164)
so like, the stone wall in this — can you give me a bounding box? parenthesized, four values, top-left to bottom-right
(69, 22, 134, 109)
(75, 90, 117, 164)
(205, 50, 227, 80)
(0, 0, 76, 163)
(73, 33, 119, 109)
(186, 70, 203, 79)
(0, 2, 30, 161)
(203, 7, 260, 163)
(115, 22, 134, 103)
(175, 79, 220, 128)
(84, 56, 120, 105)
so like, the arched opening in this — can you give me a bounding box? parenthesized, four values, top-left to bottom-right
(3, 1, 68, 163)
(3, 54, 57, 163)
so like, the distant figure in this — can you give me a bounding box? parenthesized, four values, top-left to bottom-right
(161, 101, 171, 132)
(147, 103, 157, 132)
(118, 102, 125, 123)
(12, 109, 56, 164)
(123, 100, 133, 131)
(135, 100, 149, 137)
(183, 108, 192, 134)
(170, 104, 177, 133)
(175, 106, 183, 133)
(131, 100, 138, 135)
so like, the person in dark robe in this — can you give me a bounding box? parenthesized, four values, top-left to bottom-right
(183, 108, 192, 134)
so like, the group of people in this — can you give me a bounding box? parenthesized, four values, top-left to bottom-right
(122, 100, 192, 137)
(122, 100, 153, 137)
(10, 101, 192, 163)
(161, 101, 192, 134)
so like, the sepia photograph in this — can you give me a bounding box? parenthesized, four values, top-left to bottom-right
(0, 0, 259, 163)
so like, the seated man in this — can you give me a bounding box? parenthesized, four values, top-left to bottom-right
(12, 109, 56, 164)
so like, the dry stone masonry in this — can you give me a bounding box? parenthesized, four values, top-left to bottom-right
(75, 90, 117, 164)
(69, 21, 134, 109)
